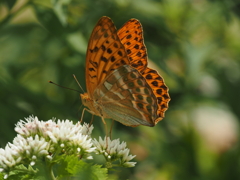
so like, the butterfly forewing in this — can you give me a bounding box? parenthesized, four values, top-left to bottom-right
(86, 16, 130, 98)
(118, 19, 148, 73)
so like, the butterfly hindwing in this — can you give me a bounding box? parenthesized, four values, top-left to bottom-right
(142, 67, 170, 122)
(118, 18, 170, 123)
(94, 65, 158, 126)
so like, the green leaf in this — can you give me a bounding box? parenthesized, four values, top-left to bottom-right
(32, 3, 65, 36)
(56, 155, 108, 180)
(51, 0, 71, 26)
(0, 173, 4, 180)
(55, 155, 74, 178)
(6, 165, 40, 180)
(89, 164, 108, 180)
(73, 162, 108, 180)
(4, 0, 17, 10)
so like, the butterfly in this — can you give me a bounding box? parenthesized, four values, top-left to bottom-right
(80, 16, 170, 127)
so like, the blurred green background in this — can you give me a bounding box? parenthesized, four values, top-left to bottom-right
(1, 0, 240, 179)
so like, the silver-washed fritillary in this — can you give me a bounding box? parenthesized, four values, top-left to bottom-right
(80, 16, 170, 127)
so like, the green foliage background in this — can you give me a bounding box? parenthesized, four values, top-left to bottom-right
(1, 0, 240, 179)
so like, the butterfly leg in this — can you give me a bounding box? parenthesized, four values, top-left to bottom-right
(85, 114, 94, 135)
(89, 114, 94, 127)
(80, 108, 96, 134)
(80, 108, 86, 124)
(101, 117, 108, 135)
(80, 108, 95, 123)
(101, 117, 109, 147)
(109, 120, 114, 140)
(78, 104, 83, 121)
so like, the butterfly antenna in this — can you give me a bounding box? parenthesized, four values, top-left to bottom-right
(73, 74, 85, 93)
(49, 81, 81, 93)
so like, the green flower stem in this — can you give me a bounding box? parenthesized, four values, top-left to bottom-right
(45, 160, 56, 180)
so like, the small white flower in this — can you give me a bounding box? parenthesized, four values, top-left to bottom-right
(87, 156, 93, 160)
(32, 155, 37, 160)
(80, 122, 94, 136)
(15, 116, 40, 136)
(46, 155, 52, 160)
(0, 144, 20, 169)
(4, 174, 8, 179)
(122, 161, 137, 168)
(92, 136, 136, 167)
(21, 135, 49, 158)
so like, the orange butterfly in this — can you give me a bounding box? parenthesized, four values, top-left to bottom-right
(80, 16, 170, 127)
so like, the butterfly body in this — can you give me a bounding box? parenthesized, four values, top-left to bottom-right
(81, 16, 170, 127)
(80, 93, 106, 118)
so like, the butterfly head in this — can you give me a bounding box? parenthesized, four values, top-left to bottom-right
(80, 93, 101, 117)
(80, 93, 91, 107)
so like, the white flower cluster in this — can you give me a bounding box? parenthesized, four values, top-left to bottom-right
(0, 116, 137, 179)
(0, 134, 49, 175)
(92, 137, 136, 168)
(0, 116, 95, 174)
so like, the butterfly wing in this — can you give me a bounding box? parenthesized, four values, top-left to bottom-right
(85, 16, 130, 98)
(117, 19, 148, 73)
(93, 65, 159, 127)
(85, 16, 170, 126)
(142, 67, 170, 123)
(118, 18, 170, 123)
